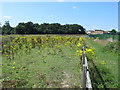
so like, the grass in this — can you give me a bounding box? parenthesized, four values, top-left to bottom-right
(86, 38, 118, 88)
(2, 35, 83, 88)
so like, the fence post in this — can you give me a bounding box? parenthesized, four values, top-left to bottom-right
(82, 45, 92, 90)
(82, 65, 87, 89)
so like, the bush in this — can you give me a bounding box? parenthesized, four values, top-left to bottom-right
(103, 41, 120, 54)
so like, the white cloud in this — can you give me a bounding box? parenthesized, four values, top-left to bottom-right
(3, 16, 11, 19)
(57, 0, 64, 2)
(73, 6, 77, 9)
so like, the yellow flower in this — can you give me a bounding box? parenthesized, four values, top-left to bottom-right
(86, 48, 94, 55)
(67, 42, 71, 45)
(76, 50, 83, 56)
(64, 43, 67, 45)
(13, 48, 16, 50)
(6, 55, 9, 57)
(96, 37, 99, 39)
(79, 37, 85, 42)
(77, 43, 82, 47)
(57, 46, 60, 48)
(10, 46, 13, 48)
(101, 60, 106, 65)
(13, 62, 16, 64)
(12, 67, 15, 69)
(22, 37, 26, 39)
(4, 45, 6, 47)
(15, 37, 18, 39)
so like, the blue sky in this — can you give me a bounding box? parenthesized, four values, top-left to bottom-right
(1, 2, 118, 31)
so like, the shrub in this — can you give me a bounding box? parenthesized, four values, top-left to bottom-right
(103, 41, 120, 54)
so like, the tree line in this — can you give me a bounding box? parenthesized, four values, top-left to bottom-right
(1, 21, 86, 35)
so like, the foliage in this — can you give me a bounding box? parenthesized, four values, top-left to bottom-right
(86, 38, 118, 88)
(2, 21, 15, 35)
(103, 41, 120, 54)
(2, 21, 86, 35)
(85, 47, 95, 59)
(110, 29, 117, 34)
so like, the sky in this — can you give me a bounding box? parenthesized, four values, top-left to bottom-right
(1, 2, 118, 31)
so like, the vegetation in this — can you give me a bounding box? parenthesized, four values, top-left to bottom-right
(110, 29, 117, 34)
(86, 38, 118, 88)
(2, 35, 92, 88)
(103, 41, 120, 54)
(1, 33, 118, 88)
(1, 21, 86, 35)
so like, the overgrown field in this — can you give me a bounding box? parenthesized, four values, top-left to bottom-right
(1, 35, 118, 88)
(1, 35, 89, 88)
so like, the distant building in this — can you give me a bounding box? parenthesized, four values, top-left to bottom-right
(86, 30, 94, 35)
(86, 30, 110, 35)
(91, 30, 104, 34)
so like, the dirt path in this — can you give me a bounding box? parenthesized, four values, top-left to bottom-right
(60, 71, 73, 88)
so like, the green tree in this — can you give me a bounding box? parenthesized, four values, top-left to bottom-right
(2, 21, 86, 34)
(15, 22, 26, 34)
(110, 29, 117, 34)
(2, 21, 13, 35)
(25, 22, 34, 34)
(62, 24, 85, 34)
(33, 23, 40, 34)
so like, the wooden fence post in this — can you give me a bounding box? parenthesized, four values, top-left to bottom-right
(81, 45, 92, 90)
(82, 65, 87, 89)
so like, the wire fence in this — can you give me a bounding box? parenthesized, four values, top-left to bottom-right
(88, 34, 119, 41)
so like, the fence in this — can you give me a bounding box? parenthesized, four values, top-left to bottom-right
(88, 34, 119, 41)
(82, 45, 92, 89)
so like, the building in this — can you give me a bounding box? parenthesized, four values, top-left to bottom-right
(86, 30, 110, 35)
(91, 30, 104, 35)
(86, 30, 94, 35)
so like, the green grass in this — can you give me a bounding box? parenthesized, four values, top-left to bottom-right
(86, 38, 118, 88)
(2, 44, 82, 88)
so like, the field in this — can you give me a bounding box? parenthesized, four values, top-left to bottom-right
(1, 35, 87, 88)
(1, 35, 118, 88)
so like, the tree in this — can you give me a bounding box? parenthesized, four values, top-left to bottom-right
(2, 21, 13, 34)
(15, 22, 26, 34)
(110, 29, 117, 34)
(25, 22, 35, 34)
(2, 21, 86, 34)
(62, 24, 86, 34)
(33, 23, 40, 34)
(38, 23, 49, 34)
